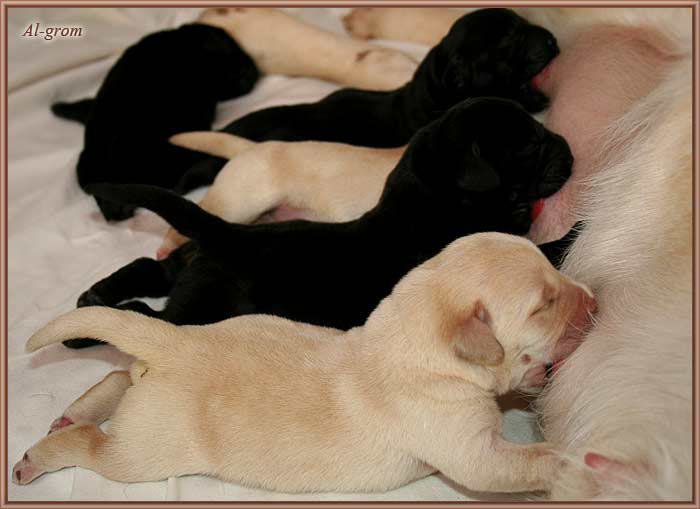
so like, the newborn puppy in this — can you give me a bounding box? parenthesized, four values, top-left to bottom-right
(159, 132, 406, 259)
(51, 24, 259, 221)
(13, 233, 597, 492)
(64, 98, 573, 349)
(174, 8, 558, 193)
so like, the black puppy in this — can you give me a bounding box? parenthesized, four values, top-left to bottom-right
(52, 24, 259, 221)
(65, 98, 572, 348)
(174, 8, 559, 194)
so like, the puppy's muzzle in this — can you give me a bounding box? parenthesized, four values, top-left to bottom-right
(536, 134, 574, 198)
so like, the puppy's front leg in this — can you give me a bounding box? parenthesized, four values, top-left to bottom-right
(441, 429, 560, 493)
(48, 370, 132, 434)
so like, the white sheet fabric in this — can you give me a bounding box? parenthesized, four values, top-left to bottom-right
(8, 7, 540, 501)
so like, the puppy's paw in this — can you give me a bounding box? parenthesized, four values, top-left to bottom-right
(343, 8, 377, 39)
(12, 452, 45, 485)
(48, 416, 74, 435)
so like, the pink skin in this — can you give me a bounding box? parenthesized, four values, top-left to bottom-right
(48, 416, 73, 435)
(12, 453, 43, 485)
(527, 26, 670, 244)
(584, 452, 652, 487)
(252, 203, 308, 224)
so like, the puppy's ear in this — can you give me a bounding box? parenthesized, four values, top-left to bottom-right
(453, 301, 504, 366)
(456, 157, 501, 192)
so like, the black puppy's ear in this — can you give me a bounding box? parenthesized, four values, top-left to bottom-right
(201, 28, 237, 56)
(442, 54, 473, 90)
(456, 158, 501, 192)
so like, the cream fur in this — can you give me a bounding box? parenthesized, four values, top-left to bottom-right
(198, 7, 417, 91)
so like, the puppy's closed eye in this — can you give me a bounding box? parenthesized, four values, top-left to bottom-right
(531, 285, 558, 316)
(531, 296, 556, 316)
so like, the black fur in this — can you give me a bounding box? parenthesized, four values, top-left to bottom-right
(174, 8, 560, 194)
(65, 98, 573, 348)
(51, 23, 259, 221)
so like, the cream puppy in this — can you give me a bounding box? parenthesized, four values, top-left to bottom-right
(13, 233, 595, 493)
(198, 7, 418, 91)
(157, 132, 405, 259)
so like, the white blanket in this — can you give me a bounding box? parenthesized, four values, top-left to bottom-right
(7, 7, 540, 501)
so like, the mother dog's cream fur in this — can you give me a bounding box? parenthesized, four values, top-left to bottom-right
(345, 7, 693, 500)
(14, 233, 596, 493)
(541, 58, 692, 501)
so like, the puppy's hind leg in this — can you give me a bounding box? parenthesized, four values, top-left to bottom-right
(48, 370, 132, 434)
(13, 422, 171, 485)
(160, 151, 284, 259)
(14, 370, 135, 485)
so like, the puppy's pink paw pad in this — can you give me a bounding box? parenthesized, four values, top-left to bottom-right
(48, 416, 73, 434)
(12, 453, 45, 485)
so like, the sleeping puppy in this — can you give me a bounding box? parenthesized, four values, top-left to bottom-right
(158, 132, 406, 259)
(12, 233, 597, 493)
(64, 98, 573, 349)
(173, 8, 559, 194)
(51, 24, 259, 221)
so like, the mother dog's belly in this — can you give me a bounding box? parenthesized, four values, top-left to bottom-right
(528, 25, 670, 244)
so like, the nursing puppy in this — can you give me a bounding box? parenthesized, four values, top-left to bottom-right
(174, 8, 559, 193)
(159, 132, 405, 259)
(65, 98, 573, 348)
(51, 24, 259, 221)
(13, 233, 597, 493)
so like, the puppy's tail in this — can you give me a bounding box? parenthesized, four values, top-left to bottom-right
(85, 183, 232, 244)
(26, 307, 183, 364)
(169, 131, 255, 159)
(51, 98, 95, 124)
